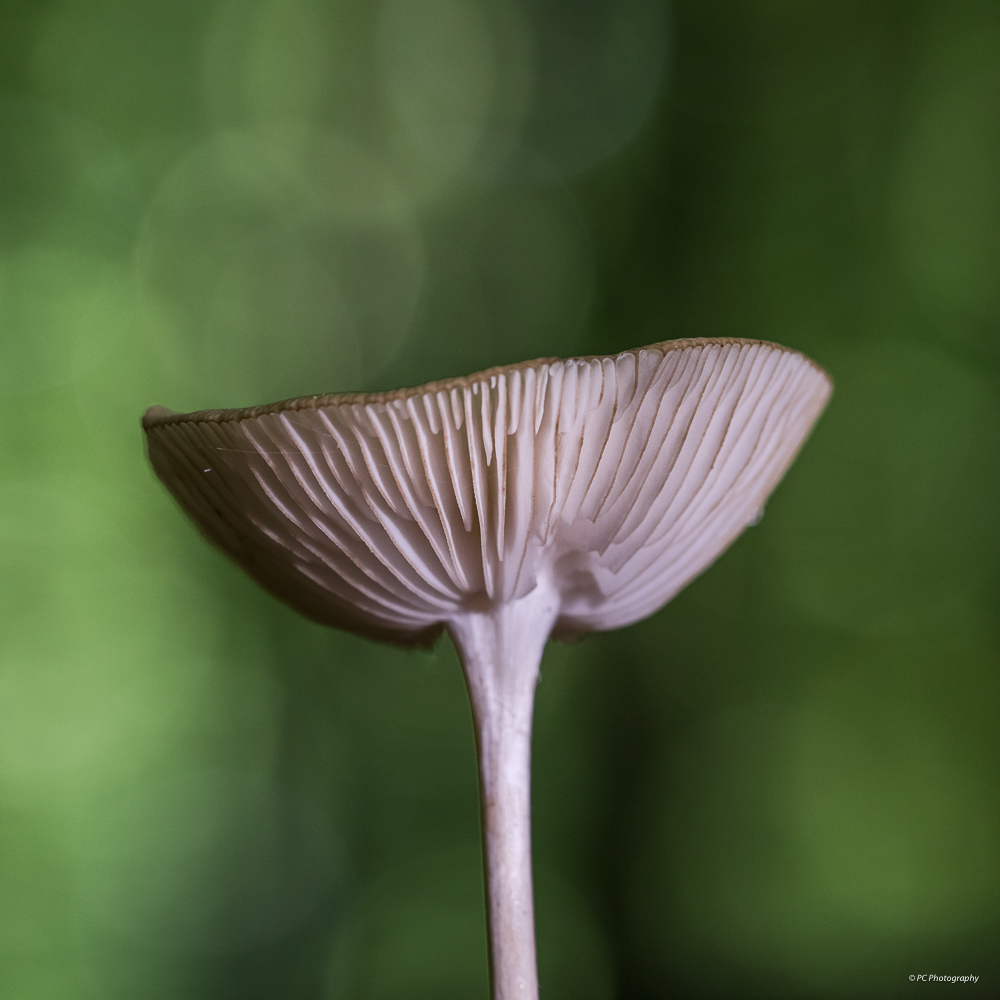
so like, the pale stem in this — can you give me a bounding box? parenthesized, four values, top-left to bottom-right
(448, 582, 559, 1000)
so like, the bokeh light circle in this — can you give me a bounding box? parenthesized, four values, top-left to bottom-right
(519, 0, 668, 175)
(377, 0, 534, 180)
(135, 126, 424, 409)
(385, 182, 593, 385)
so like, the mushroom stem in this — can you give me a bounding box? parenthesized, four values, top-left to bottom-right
(448, 581, 560, 1000)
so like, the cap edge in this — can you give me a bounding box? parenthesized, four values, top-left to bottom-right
(141, 337, 831, 429)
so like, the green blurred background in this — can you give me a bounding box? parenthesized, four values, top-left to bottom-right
(1, 1, 999, 997)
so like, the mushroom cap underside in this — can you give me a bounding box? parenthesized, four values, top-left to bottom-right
(144, 338, 831, 647)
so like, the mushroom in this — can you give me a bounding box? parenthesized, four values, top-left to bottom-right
(143, 337, 830, 1000)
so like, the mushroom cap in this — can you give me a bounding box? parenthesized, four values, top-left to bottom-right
(143, 338, 831, 647)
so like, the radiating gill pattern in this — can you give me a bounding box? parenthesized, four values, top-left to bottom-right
(145, 340, 830, 641)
